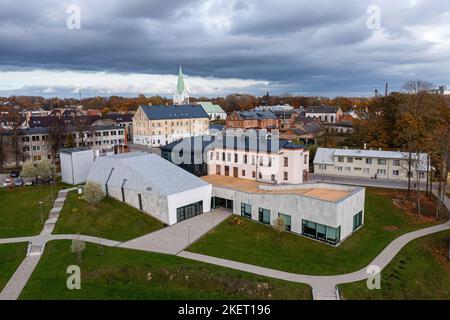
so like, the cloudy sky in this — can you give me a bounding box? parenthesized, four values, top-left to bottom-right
(0, 0, 449, 98)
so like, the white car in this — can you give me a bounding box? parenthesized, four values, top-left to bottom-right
(2, 178, 13, 187)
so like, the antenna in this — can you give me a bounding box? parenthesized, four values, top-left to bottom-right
(79, 89, 82, 101)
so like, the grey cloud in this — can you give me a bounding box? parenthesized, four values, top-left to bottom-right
(0, 0, 449, 97)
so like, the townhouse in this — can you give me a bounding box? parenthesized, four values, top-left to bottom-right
(314, 148, 430, 182)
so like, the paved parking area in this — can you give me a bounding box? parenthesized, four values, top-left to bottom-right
(119, 208, 231, 255)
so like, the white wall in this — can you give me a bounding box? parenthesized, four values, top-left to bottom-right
(61, 150, 94, 185)
(167, 184, 212, 225)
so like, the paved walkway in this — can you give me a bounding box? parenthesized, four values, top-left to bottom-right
(119, 208, 232, 254)
(0, 188, 448, 301)
(0, 188, 76, 300)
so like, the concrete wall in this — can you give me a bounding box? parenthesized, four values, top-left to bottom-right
(167, 184, 212, 225)
(61, 150, 94, 185)
(211, 184, 365, 244)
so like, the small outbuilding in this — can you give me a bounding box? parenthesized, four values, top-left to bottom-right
(60, 148, 95, 185)
(86, 152, 212, 225)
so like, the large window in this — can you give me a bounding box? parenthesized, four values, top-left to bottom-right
(302, 219, 341, 245)
(177, 201, 203, 222)
(353, 211, 363, 231)
(241, 203, 252, 218)
(258, 208, 271, 225)
(278, 213, 291, 231)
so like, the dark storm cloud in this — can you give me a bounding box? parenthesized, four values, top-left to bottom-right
(0, 0, 449, 97)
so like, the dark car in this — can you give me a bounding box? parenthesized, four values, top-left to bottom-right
(14, 178, 24, 187)
(10, 171, 20, 178)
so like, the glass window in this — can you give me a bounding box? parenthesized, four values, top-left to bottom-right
(377, 159, 387, 165)
(338, 156, 344, 162)
(258, 208, 271, 225)
(393, 160, 400, 166)
(365, 158, 372, 164)
(278, 213, 291, 231)
(241, 203, 252, 218)
(353, 211, 363, 231)
(347, 157, 353, 163)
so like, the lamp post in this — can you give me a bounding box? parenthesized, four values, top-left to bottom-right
(50, 180, 54, 204)
(188, 224, 191, 245)
(39, 201, 44, 225)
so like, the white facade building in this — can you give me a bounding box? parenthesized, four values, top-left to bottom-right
(60, 148, 95, 185)
(305, 106, 343, 123)
(254, 104, 294, 112)
(203, 175, 365, 246)
(86, 152, 211, 225)
(206, 134, 309, 184)
(314, 148, 430, 182)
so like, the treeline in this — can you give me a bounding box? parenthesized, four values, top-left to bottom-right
(345, 80, 449, 217)
(0, 93, 372, 113)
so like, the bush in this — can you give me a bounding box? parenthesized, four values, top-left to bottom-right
(229, 216, 245, 226)
(82, 181, 105, 206)
(35, 159, 55, 181)
(21, 161, 37, 179)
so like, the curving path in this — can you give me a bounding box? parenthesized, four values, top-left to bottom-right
(0, 191, 449, 300)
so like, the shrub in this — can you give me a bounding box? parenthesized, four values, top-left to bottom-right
(82, 181, 105, 206)
(21, 161, 37, 179)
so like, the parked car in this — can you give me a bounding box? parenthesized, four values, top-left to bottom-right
(3, 178, 13, 187)
(10, 171, 20, 178)
(24, 180, 34, 186)
(14, 178, 24, 187)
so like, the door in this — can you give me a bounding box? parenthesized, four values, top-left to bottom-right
(138, 194, 143, 211)
(233, 167, 238, 178)
(225, 166, 230, 176)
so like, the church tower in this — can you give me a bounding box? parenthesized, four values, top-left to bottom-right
(173, 65, 189, 105)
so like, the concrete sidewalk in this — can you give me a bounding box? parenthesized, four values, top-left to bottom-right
(119, 208, 231, 255)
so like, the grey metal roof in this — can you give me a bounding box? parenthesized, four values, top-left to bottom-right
(234, 110, 277, 120)
(139, 104, 209, 120)
(60, 147, 90, 154)
(87, 152, 210, 196)
(306, 106, 340, 114)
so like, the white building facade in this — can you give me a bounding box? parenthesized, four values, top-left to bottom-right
(206, 135, 309, 184)
(204, 175, 365, 246)
(314, 148, 430, 182)
(86, 153, 212, 225)
(60, 148, 95, 185)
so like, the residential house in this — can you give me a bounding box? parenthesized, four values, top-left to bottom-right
(198, 102, 227, 120)
(226, 110, 280, 129)
(305, 106, 343, 123)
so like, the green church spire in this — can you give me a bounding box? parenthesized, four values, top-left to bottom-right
(176, 65, 185, 95)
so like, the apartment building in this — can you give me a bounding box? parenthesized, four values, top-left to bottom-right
(0, 125, 126, 169)
(132, 105, 209, 147)
(226, 111, 280, 130)
(314, 148, 430, 182)
(207, 134, 309, 184)
(305, 106, 343, 123)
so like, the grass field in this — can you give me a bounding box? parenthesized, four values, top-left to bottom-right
(0, 184, 63, 238)
(0, 243, 28, 291)
(187, 188, 447, 275)
(339, 230, 450, 300)
(53, 192, 165, 242)
(20, 241, 312, 300)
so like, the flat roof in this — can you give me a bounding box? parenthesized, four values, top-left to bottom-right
(201, 175, 350, 202)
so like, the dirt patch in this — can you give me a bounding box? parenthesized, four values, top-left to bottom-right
(384, 225, 399, 231)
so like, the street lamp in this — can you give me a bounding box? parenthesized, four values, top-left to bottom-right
(39, 201, 44, 225)
(50, 180, 54, 203)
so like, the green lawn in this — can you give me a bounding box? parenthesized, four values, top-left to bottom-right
(0, 184, 63, 238)
(0, 243, 28, 291)
(52, 192, 165, 242)
(187, 188, 447, 275)
(340, 230, 450, 300)
(20, 241, 311, 300)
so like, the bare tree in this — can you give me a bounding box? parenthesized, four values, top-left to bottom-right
(273, 216, 286, 241)
(48, 120, 66, 164)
